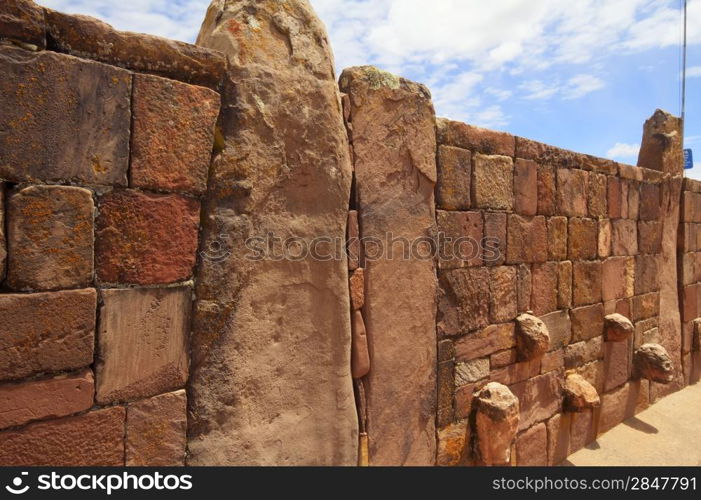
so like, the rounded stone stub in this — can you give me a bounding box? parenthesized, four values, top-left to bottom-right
(563, 372, 600, 412)
(634, 343, 674, 384)
(515, 313, 550, 361)
(474, 382, 519, 466)
(604, 313, 634, 342)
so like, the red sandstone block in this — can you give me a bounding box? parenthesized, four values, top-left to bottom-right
(541, 349, 564, 374)
(491, 349, 518, 369)
(514, 159, 537, 216)
(0, 0, 46, 48)
(484, 212, 507, 266)
(639, 183, 661, 221)
(515, 423, 547, 466)
(436, 145, 471, 210)
(516, 137, 583, 169)
(631, 292, 660, 321)
(611, 219, 638, 256)
(681, 253, 695, 286)
(603, 339, 632, 391)
(0, 407, 125, 466)
(454, 384, 476, 420)
(490, 266, 517, 323)
(537, 164, 556, 216)
(558, 261, 573, 309)
(599, 380, 648, 434)
(126, 390, 187, 466)
(638, 221, 662, 254)
(569, 410, 596, 455)
(602, 256, 634, 301)
(510, 370, 562, 431)
(7, 185, 94, 291)
(506, 215, 547, 264)
(455, 323, 516, 361)
(627, 181, 640, 219)
(568, 218, 598, 260)
(571, 303, 605, 342)
(557, 168, 589, 216)
(634, 254, 659, 295)
(0, 289, 96, 382)
(683, 284, 699, 322)
(608, 176, 622, 219)
(96, 190, 200, 285)
(438, 268, 490, 336)
(531, 262, 558, 316)
(588, 173, 608, 218)
(598, 219, 612, 258)
(547, 216, 568, 261)
(620, 181, 629, 219)
(541, 310, 572, 350)
(517, 263, 532, 313)
(472, 154, 514, 210)
(437, 361, 455, 427)
(437, 118, 515, 156)
(437, 210, 483, 269)
(546, 413, 570, 465)
(577, 360, 605, 394)
(131, 74, 220, 195)
(0, 185, 6, 283)
(565, 337, 604, 369)
(0, 369, 94, 430)
(573, 260, 602, 306)
(492, 359, 540, 385)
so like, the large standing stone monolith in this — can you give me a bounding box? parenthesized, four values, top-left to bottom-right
(188, 0, 357, 465)
(340, 66, 438, 465)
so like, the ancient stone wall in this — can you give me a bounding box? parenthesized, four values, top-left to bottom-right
(0, 1, 224, 465)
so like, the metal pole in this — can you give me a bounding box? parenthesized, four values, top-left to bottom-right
(682, 0, 688, 149)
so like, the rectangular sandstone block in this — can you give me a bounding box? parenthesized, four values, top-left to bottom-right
(568, 218, 598, 260)
(484, 212, 507, 266)
(541, 349, 565, 373)
(634, 254, 660, 295)
(472, 154, 514, 210)
(558, 261, 573, 309)
(45, 9, 226, 89)
(0, 0, 46, 48)
(602, 256, 635, 301)
(599, 380, 648, 434)
(437, 361, 455, 427)
(489, 266, 517, 323)
(0, 407, 125, 466)
(437, 210, 483, 269)
(0, 46, 130, 185)
(514, 159, 537, 216)
(569, 409, 596, 455)
(436, 145, 471, 210)
(639, 183, 661, 221)
(541, 310, 572, 351)
(631, 292, 660, 321)
(611, 219, 638, 256)
(0, 369, 93, 431)
(537, 164, 556, 216)
(126, 390, 187, 466)
(0, 185, 5, 282)
(547, 216, 568, 261)
(565, 337, 604, 368)
(608, 176, 623, 219)
(0, 289, 96, 382)
(96, 190, 200, 285)
(491, 358, 540, 385)
(557, 168, 589, 216)
(455, 323, 516, 361)
(437, 118, 515, 156)
(638, 221, 663, 254)
(131, 74, 220, 195)
(531, 262, 558, 316)
(438, 268, 490, 336)
(603, 339, 632, 391)
(506, 215, 547, 264)
(515, 422, 547, 466)
(7, 185, 94, 291)
(571, 303, 605, 342)
(96, 287, 190, 404)
(573, 260, 602, 306)
(588, 173, 608, 218)
(546, 413, 571, 465)
(510, 370, 562, 431)
(516, 137, 584, 169)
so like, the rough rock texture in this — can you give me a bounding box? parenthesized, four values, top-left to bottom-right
(604, 313, 634, 342)
(472, 154, 513, 210)
(510, 370, 563, 431)
(0, 0, 46, 48)
(436, 145, 471, 211)
(437, 118, 515, 156)
(126, 390, 187, 466)
(515, 313, 550, 360)
(436, 420, 469, 466)
(0, 369, 94, 430)
(0, 46, 130, 185)
(45, 9, 226, 89)
(638, 110, 684, 384)
(95, 190, 200, 285)
(189, 0, 357, 466)
(7, 185, 94, 291)
(96, 287, 190, 404)
(131, 74, 220, 195)
(0, 289, 96, 381)
(340, 65, 437, 465)
(634, 344, 675, 383)
(349, 268, 365, 311)
(351, 310, 370, 379)
(439, 269, 489, 336)
(563, 372, 600, 412)
(515, 422, 547, 466)
(0, 186, 5, 282)
(473, 382, 519, 466)
(0, 407, 125, 466)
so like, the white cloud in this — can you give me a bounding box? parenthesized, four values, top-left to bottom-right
(519, 80, 560, 100)
(607, 142, 640, 159)
(688, 66, 701, 78)
(562, 74, 605, 99)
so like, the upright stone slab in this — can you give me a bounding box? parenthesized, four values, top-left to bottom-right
(189, 0, 357, 465)
(340, 66, 438, 465)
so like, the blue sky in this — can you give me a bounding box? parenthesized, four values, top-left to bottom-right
(40, 0, 701, 176)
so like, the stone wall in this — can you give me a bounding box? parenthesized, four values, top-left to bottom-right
(0, 1, 223, 465)
(680, 178, 701, 386)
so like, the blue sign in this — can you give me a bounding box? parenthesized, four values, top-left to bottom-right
(685, 149, 694, 170)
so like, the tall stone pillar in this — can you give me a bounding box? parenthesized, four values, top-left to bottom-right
(188, 0, 357, 465)
(340, 67, 438, 465)
(637, 109, 684, 395)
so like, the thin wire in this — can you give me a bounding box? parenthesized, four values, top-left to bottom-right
(682, 0, 688, 149)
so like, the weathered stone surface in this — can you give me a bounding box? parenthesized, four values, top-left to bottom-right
(472, 154, 514, 210)
(349, 268, 365, 311)
(537, 164, 556, 215)
(131, 74, 220, 195)
(0, 0, 45, 48)
(608, 176, 623, 218)
(540, 310, 572, 351)
(484, 212, 507, 266)
(546, 413, 571, 465)
(516, 137, 586, 168)
(631, 292, 660, 321)
(557, 168, 589, 216)
(634, 344, 674, 383)
(489, 266, 517, 323)
(96, 190, 200, 285)
(571, 303, 605, 342)
(436, 361, 454, 427)
(0, 407, 125, 466)
(510, 370, 562, 431)
(515, 422, 547, 466)
(602, 257, 634, 302)
(474, 382, 519, 466)
(573, 261, 602, 306)
(437, 118, 515, 156)
(577, 360, 605, 394)
(0, 369, 94, 430)
(627, 180, 641, 219)
(568, 218, 598, 260)
(455, 323, 516, 361)
(611, 219, 638, 256)
(558, 261, 573, 309)
(7, 185, 94, 291)
(638, 221, 663, 254)
(0, 46, 130, 185)
(491, 359, 540, 385)
(541, 349, 565, 373)
(635, 254, 660, 295)
(507, 215, 547, 264)
(598, 219, 612, 258)
(436, 420, 469, 466)
(531, 262, 558, 316)
(437, 210, 483, 268)
(588, 172, 608, 217)
(438, 268, 489, 336)
(347, 210, 360, 270)
(96, 287, 190, 404)
(126, 390, 187, 466)
(603, 339, 632, 391)
(517, 263, 532, 313)
(492, 349, 518, 369)
(514, 159, 537, 216)
(436, 145, 471, 210)
(0, 186, 6, 283)
(547, 216, 568, 261)
(599, 380, 649, 434)
(563, 373, 600, 412)
(569, 409, 596, 454)
(565, 337, 604, 368)
(45, 9, 226, 89)
(604, 313, 634, 342)
(351, 310, 370, 379)
(454, 383, 475, 420)
(516, 313, 550, 360)
(455, 358, 489, 386)
(0, 289, 96, 382)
